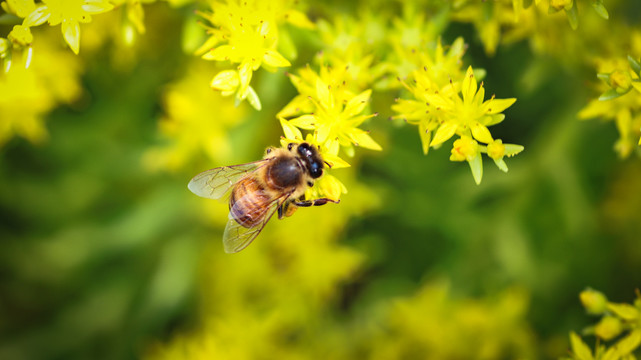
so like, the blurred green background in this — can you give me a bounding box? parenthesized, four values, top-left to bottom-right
(2, 1, 641, 359)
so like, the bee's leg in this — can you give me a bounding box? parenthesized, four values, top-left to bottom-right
(277, 201, 287, 220)
(278, 200, 299, 219)
(293, 198, 340, 207)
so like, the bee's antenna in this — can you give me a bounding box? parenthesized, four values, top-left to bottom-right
(324, 161, 332, 169)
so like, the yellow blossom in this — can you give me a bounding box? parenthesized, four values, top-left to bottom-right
(610, 69, 633, 94)
(198, 0, 313, 109)
(280, 66, 381, 163)
(23, 0, 114, 54)
(395, 64, 521, 184)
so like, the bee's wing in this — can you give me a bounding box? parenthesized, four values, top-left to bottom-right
(187, 160, 268, 200)
(222, 193, 289, 253)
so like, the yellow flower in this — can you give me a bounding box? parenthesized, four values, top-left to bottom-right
(198, 0, 312, 109)
(23, 0, 114, 54)
(280, 66, 381, 167)
(610, 69, 633, 94)
(429, 66, 516, 147)
(394, 65, 521, 184)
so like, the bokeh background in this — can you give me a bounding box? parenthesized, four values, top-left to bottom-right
(1, 0, 641, 359)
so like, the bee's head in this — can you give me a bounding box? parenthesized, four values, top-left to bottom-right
(289, 142, 324, 179)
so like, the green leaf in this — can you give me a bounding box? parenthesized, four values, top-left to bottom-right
(592, 0, 609, 19)
(468, 155, 483, 185)
(565, 4, 579, 30)
(597, 73, 610, 82)
(628, 55, 641, 77)
(599, 89, 627, 101)
(494, 158, 508, 172)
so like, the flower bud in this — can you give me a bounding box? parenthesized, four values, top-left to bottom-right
(487, 139, 506, 160)
(549, 0, 573, 11)
(594, 316, 622, 340)
(450, 136, 479, 162)
(8, 25, 33, 47)
(580, 288, 608, 315)
(609, 70, 632, 94)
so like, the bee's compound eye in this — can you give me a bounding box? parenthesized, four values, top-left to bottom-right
(287, 143, 295, 151)
(309, 162, 323, 179)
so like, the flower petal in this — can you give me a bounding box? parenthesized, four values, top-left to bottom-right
(82, 0, 114, 14)
(210, 70, 239, 92)
(202, 45, 233, 61)
(471, 123, 494, 143)
(344, 89, 371, 118)
(62, 19, 80, 54)
(350, 130, 382, 151)
(430, 122, 458, 147)
(461, 66, 477, 103)
(315, 78, 333, 109)
(315, 123, 331, 144)
(279, 117, 302, 141)
(484, 98, 516, 114)
(263, 49, 291, 68)
(289, 114, 316, 130)
(23, 5, 50, 27)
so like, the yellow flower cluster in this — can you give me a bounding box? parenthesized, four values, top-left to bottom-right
(580, 51, 641, 158)
(1, 0, 114, 57)
(451, 0, 609, 57)
(565, 288, 641, 360)
(278, 65, 381, 201)
(197, 0, 314, 110)
(147, 277, 536, 359)
(393, 63, 523, 184)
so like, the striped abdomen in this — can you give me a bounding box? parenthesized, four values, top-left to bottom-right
(229, 176, 274, 228)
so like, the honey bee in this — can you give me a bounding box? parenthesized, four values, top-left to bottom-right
(188, 142, 339, 253)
